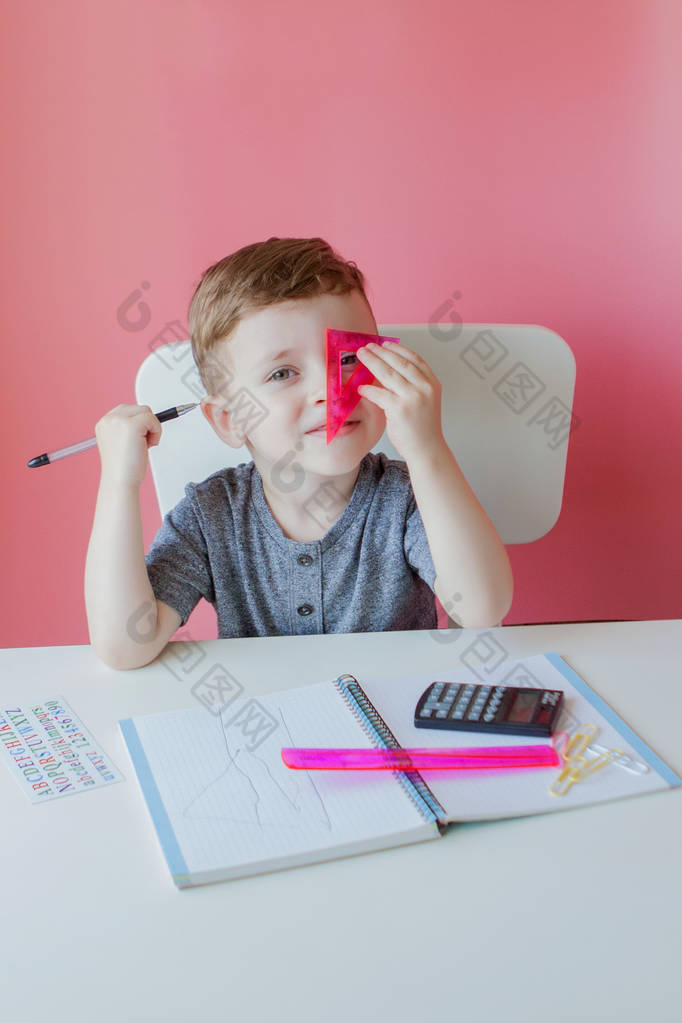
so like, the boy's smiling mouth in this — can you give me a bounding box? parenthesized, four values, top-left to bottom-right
(305, 420, 360, 435)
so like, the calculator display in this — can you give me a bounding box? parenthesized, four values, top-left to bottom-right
(508, 691, 539, 723)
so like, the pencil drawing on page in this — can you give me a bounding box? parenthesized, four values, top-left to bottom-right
(181, 705, 332, 831)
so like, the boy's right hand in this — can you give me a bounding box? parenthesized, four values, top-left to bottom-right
(94, 404, 163, 488)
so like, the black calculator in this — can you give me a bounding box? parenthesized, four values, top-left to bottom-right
(414, 682, 564, 737)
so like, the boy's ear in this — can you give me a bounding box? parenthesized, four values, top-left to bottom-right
(200, 394, 247, 449)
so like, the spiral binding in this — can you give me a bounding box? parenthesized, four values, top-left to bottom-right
(333, 673, 446, 831)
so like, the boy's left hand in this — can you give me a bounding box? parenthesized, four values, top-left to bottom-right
(356, 342, 446, 464)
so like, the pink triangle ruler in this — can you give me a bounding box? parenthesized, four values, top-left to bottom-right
(325, 329, 400, 443)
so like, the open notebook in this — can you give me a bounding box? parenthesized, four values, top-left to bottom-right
(119, 653, 680, 888)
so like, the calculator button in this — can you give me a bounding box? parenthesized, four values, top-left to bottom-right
(420, 708, 433, 718)
(452, 710, 465, 719)
(432, 683, 445, 697)
(435, 710, 448, 718)
(467, 709, 482, 721)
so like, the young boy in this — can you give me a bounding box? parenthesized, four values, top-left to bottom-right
(85, 237, 513, 669)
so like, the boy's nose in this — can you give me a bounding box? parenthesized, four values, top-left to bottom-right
(308, 361, 328, 403)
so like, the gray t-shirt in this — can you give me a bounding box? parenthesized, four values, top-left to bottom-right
(145, 451, 438, 638)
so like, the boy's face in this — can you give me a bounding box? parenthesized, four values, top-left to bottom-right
(201, 290, 387, 480)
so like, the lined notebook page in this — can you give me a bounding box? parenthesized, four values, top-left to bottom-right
(121, 679, 435, 885)
(359, 653, 679, 822)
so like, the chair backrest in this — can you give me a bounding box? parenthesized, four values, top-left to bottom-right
(135, 324, 576, 544)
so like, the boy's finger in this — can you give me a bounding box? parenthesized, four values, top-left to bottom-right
(358, 348, 414, 397)
(365, 342, 434, 377)
(357, 383, 394, 410)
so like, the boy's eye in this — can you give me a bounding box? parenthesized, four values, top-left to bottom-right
(268, 367, 295, 382)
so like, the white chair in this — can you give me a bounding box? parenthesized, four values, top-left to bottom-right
(136, 324, 576, 545)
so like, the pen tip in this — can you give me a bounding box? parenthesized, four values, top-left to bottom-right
(27, 454, 49, 468)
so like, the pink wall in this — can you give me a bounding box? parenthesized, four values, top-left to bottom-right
(3, 0, 681, 649)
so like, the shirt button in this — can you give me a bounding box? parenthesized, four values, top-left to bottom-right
(297, 554, 313, 566)
(297, 604, 314, 616)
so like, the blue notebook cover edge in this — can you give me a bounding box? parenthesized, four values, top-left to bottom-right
(119, 718, 191, 887)
(544, 652, 681, 787)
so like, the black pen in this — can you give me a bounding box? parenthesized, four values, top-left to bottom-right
(27, 403, 199, 467)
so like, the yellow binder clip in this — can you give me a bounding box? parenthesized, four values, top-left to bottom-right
(549, 724, 625, 797)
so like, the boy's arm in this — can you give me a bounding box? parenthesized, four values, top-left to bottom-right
(406, 443, 513, 629)
(84, 478, 180, 670)
(354, 341, 511, 628)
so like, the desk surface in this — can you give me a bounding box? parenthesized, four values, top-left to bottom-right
(2, 621, 681, 1022)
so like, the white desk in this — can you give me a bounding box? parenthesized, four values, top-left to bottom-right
(2, 621, 681, 1022)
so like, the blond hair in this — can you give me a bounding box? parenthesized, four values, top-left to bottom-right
(188, 236, 374, 395)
